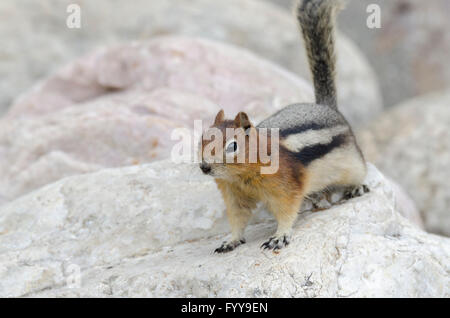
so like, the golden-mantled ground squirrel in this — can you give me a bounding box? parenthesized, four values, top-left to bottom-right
(199, 0, 367, 252)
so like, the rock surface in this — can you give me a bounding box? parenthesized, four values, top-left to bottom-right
(0, 162, 445, 297)
(0, 0, 382, 125)
(358, 91, 450, 236)
(0, 37, 315, 204)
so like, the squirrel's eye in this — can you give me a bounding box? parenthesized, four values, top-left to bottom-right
(226, 140, 238, 153)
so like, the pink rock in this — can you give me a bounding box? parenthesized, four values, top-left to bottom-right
(7, 37, 313, 122)
(0, 0, 382, 124)
(0, 37, 313, 203)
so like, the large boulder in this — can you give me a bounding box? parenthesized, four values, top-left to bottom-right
(6, 37, 313, 122)
(0, 0, 382, 125)
(0, 162, 445, 297)
(0, 37, 314, 204)
(358, 91, 450, 236)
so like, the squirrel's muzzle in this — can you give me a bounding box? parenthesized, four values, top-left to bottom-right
(200, 162, 212, 175)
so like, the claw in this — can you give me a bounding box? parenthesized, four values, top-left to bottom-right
(214, 239, 245, 253)
(261, 235, 290, 251)
(344, 184, 370, 199)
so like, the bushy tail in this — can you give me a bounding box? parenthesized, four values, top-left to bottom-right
(297, 0, 342, 109)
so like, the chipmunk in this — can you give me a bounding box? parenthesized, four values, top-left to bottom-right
(199, 0, 367, 253)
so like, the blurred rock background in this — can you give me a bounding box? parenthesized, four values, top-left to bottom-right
(274, 0, 450, 107)
(0, 0, 449, 297)
(0, 0, 381, 124)
(2, 0, 449, 114)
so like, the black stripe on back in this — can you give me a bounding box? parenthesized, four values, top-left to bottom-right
(290, 133, 347, 166)
(279, 123, 327, 137)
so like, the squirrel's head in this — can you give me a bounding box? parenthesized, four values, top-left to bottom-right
(199, 110, 274, 179)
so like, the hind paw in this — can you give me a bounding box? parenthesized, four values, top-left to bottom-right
(344, 184, 369, 199)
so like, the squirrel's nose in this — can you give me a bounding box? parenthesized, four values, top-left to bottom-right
(200, 163, 212, 174)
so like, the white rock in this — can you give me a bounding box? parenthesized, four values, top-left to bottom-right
(0, 0, 382, 126)
(358, 91, 450, 236)
(0, 162, 444, 297)
(0, 37, 314, 204)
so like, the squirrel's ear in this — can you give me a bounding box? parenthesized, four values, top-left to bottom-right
(214, 109, 225, 125)
(234, 112, 253, 130)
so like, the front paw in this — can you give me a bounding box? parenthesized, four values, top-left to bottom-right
(214, 239, 245, 253)
(261, 235, 290, 251)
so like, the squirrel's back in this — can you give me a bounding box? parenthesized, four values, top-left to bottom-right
(258, 0, 365, 188)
